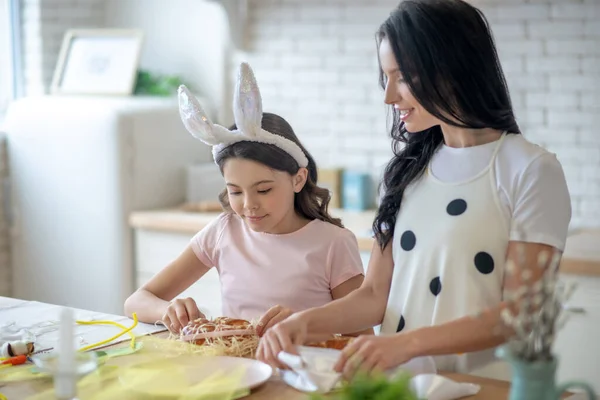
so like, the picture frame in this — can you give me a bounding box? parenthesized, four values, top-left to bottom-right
(51, 29, 144, 95)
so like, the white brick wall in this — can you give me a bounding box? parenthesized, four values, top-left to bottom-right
(0, 134, 10, 297)
(234, 0, 600, 228)
(20, 0, 105, 95)
(15, 0, 600, 228)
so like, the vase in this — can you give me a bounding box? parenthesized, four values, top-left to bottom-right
(496, 346, 596, 400)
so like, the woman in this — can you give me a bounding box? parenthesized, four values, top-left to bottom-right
(256, 0, 571, 378)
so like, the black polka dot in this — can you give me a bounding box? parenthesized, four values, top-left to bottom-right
(474, 252, 495, 274)
(400, 231, 416, 251)
(396, 315, 405, 332)
(447, 199, 467, 216)
(429, 276, 442, 296)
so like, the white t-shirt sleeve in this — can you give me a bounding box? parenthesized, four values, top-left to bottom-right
(509, 153, 571, 250)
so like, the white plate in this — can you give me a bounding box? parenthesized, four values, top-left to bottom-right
(119, 355, 273, 397)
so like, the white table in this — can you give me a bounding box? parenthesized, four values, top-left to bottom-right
(0, 297, 167, 355)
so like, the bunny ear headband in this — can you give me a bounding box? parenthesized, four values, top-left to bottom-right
(178, 62, 309, 168)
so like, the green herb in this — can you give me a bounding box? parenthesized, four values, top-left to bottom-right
(311, 372, 420, 400)
(133, 70, 189, 96)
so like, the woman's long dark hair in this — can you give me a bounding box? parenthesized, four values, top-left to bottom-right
(373, 0, 521, 250)
(216, 112, 342, 228)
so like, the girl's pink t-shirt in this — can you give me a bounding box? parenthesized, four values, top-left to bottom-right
(190, 213, 365, 320)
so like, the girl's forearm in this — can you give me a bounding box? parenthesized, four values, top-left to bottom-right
(124, 289, 170, 324)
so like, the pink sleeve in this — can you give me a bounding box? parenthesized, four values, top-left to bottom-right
(190, 213, 230, 268)
(327, 230, 365, 289)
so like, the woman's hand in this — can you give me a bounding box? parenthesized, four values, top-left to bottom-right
(334, 334, 416, 380)
(256, 313, 309, 369)
(256, 305, 294, 337)
(162, 297, 205, 333)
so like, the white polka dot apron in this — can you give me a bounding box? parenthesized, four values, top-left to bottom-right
(380, 133, 510, 373)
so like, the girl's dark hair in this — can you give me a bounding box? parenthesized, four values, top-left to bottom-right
(216, 112, 342, 228)
(373, 0, 521, 250)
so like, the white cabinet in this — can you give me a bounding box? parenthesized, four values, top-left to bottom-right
(5, 96, 212, 314)
(133, 229, 223, 318)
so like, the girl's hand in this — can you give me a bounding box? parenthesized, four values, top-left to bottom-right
(256, 313, 309, 369)
(334, 334, 416, 380)
(162, 297, 205, 333)
(256, 305, 293, 337)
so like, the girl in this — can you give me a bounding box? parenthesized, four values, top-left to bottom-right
(124, 63, 367, 346)
(257, 0, 571, 377)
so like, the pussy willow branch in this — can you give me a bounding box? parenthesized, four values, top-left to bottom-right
(498, 240, 575, 362)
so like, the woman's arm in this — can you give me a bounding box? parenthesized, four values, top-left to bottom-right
(334, 241, 558, 377)
(300, 241, 394, 335)
(256, 242, 393, 367)
(124, 245, 211, 327)
(255, 274, 375, 340)
(406, 241, 554, 357)
(255, 247, 385, 339)
(330, 274, 375, 336)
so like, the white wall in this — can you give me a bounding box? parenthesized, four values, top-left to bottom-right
(234, 0, 600, 229)
(13, 0, 600, 228)
(19, 0, 229, 123)
(20, 0, 105, 96)
(9, 0, 228, 297)
(103, 0, 230, 123)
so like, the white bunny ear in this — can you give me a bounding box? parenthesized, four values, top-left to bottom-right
(233, 62, 263, 137)
(178, 85, 225, 145)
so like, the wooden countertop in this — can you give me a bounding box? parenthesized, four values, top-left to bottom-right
(129, 209, 600, 277)
(0, 299, 577, 400)
(0, 330, 515, 400)
(560, 228, 600, 277)
(1, 336, 576, 400)
(1, 368, 517, 400)
(249, 372, 517, 400)
(129, 208, 377, 252)
(0, 367, 518, 400)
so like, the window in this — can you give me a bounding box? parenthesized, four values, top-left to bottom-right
(0, 0, 14, 116)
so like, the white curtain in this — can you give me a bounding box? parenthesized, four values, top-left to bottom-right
(0, 0, 13, 116)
